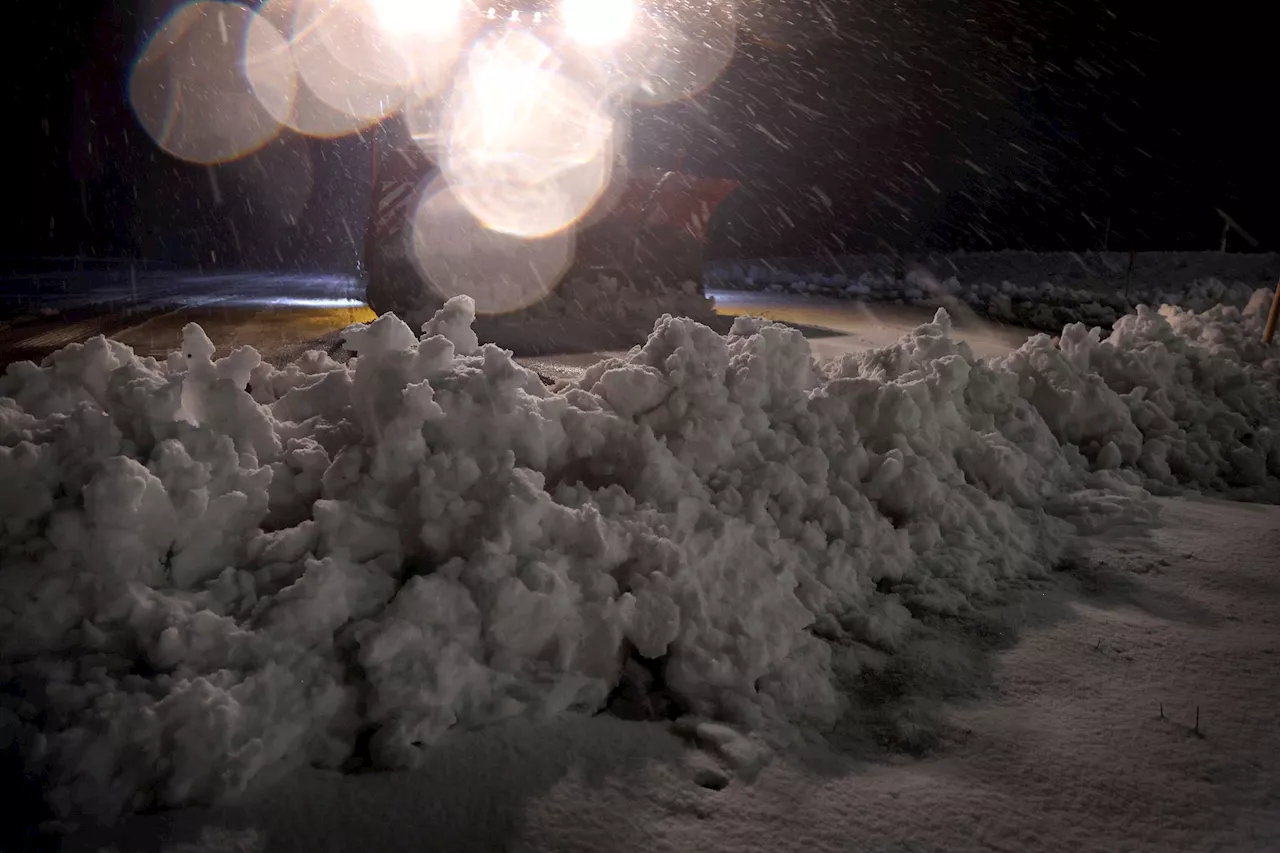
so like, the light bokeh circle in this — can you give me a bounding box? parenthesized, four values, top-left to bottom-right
(131, 1, 289, 164)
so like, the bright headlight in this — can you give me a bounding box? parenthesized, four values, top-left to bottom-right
(371, 0, 460, 35)
(561, 0, 635, 46)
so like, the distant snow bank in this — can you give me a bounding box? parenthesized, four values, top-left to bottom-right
(1, 285, 1278, 825)
(708, 251, 1280, 331)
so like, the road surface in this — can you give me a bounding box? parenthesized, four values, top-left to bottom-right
(0, 267, 372, 367)
(0, 268, 1037, 370)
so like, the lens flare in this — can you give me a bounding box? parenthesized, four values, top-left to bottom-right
(440, 31, 618, 238)
(410, 176, 575, 315)
(290, 0, 414, 124)
(246, 0, 463, 137)
(248, 0, 387, 136)
(629, 0, 737, 106)
(371, 0, 460, 35)
(561, 0, 635, 45)
(243, 8, 299, 124)
(130, 1, 288, 164)
(368, 0, 470, 102)
(404, 96, 446, 156)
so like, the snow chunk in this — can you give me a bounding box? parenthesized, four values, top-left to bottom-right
(421, 295, 481, 356)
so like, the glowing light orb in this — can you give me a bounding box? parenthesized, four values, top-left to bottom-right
(290, 0, 414, 123)
(629, 0, 737, 106)
(410, 176, 575, 315)
(247, 0, 391, 136)
(371, 0, 460, 35)
(439, 31, 618, 238)
(130, 1, 287, 164)
(561, 0, 635, 46)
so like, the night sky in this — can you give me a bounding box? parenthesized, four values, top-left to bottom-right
(7, 0, 1276, 271)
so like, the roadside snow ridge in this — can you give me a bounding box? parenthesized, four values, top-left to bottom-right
(2, 289, 1278, 820)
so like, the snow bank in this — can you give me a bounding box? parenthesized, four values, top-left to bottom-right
(708, 251, 1280, 331)
(2, 289, 1278, 824)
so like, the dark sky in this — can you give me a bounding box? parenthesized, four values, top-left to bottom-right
(6, 0, 1276, 270)
(677, 0, 1277, 256)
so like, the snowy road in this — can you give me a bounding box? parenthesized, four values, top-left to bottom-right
(0, 268, 1039, 368)
(0, 268, 372, 366)
(0, 265, 365, 314)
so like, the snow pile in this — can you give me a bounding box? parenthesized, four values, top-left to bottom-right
(2, 290, 1278, 824)
(708, 251, 1280, 331)
(1026, 290, 1280, 495)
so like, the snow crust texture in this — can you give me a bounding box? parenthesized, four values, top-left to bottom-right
(2, 288, 1278, 821)
(709, 251, 1280, 331)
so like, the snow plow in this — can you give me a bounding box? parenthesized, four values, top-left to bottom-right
(360, 1, 740, 352)
(363, 124, 737, 352)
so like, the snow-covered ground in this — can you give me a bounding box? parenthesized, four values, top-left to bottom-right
(521, 289, 1038, 382)
(58, 496, 1280, 852)
(3, 274, 1280, 849)
(708, 251, 1280, 332)
(709, 289, 1037, 361)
